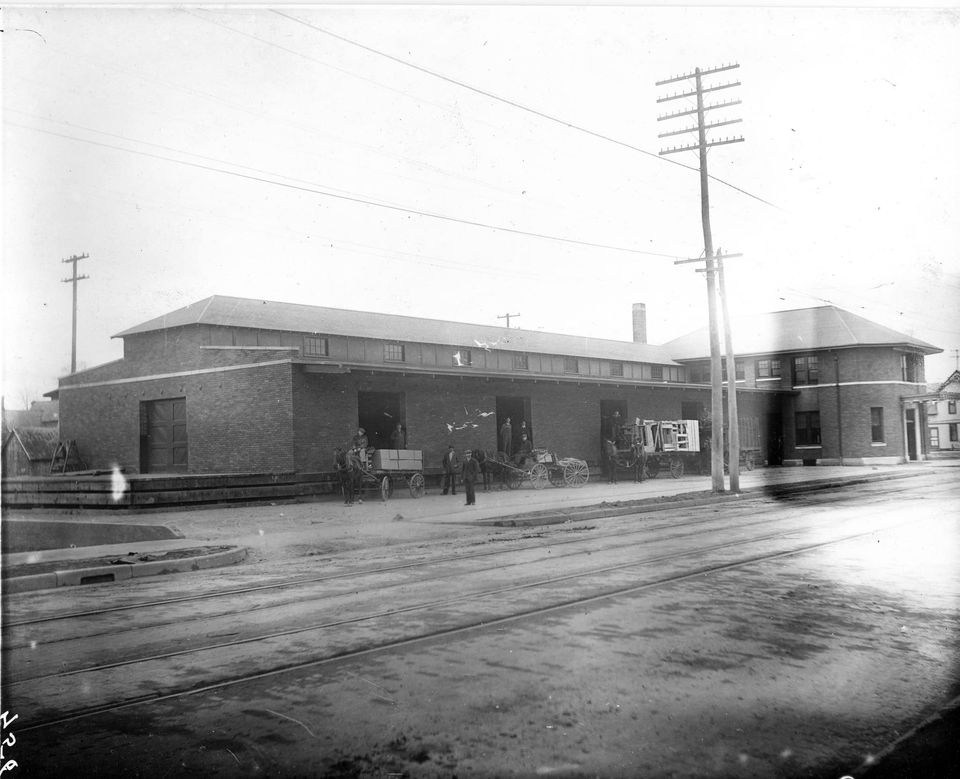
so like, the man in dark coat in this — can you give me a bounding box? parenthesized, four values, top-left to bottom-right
(499, 418, 512, 455)
(441, 445, 461, 495)
(462, 449, 480, 506)
(390, 423, 406, 450)
(335, 447, 354, 505)
(473, 448, 491, 491)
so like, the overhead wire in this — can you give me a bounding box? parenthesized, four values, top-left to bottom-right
(272, 9, 779, 210)
(7, 119, 686, 260)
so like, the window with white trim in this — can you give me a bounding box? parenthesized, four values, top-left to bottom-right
(870, 407, 884, 443)
(793, 355, 819, 385)
(795, 411, 821, 445)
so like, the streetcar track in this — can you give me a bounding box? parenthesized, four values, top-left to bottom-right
(1, 506, 825, 651)
(3, 480, 913, 630)
(11, 511, 918, 734)
(6, 502, 909, 684)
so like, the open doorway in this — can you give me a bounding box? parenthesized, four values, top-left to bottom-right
(358, 391, 405, 450)
(600, 399, 628, 446)
(495, 395, 531, 455)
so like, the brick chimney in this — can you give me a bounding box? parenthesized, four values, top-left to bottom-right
(632, 303, 647, 344)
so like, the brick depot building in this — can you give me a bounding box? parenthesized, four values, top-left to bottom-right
(53, 296, 938, 475)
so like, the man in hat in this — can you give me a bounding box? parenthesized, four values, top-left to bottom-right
(462, 449, 480, 506)
(441, 445, 461, 495)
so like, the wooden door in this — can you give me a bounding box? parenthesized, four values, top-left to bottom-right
(142, 398, 188, 473)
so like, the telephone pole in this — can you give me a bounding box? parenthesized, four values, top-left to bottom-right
(61, 253, 89, 374)
(657, 63, 743, 494)
(498, 312, 520, 328)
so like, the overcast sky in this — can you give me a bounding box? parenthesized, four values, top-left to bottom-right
(3, 3, 959, 406)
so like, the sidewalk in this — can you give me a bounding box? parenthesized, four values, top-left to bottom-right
(3, 461, 952, 593)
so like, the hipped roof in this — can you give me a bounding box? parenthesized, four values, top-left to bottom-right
(114, 295, 681, 365)
(662, 305, 940, 361)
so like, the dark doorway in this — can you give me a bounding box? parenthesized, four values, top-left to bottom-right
(140, 397, 188, 473)
(358, 391, 405, 450)
(600, 399, 628, 446)
(681, 401, 704, 422)
(766, 413, 783, 466)
(906, 408, 917, 461)
(495, 396, 530, 455)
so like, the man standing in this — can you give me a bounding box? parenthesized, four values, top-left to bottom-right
(499, 417, 512, 456)
(519, 420, 532, 446)
(441, 445, 461, 495)
(348, 446, 364, 504)
(462, 449, 480, 506)
(334, 447, 353, 506)
(390, 422, 406, 450)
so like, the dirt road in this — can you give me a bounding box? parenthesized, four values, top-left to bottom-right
(4, 470, 958, 777)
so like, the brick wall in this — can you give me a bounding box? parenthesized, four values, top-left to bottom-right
(60, 362, 295, 473)
(290, 369, 715, 473)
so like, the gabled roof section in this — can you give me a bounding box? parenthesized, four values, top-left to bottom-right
(937, 369, 960, 394)
(6, 427, 60, 461)
(113, 295, 680, 365)
(662, 305, 941, 361)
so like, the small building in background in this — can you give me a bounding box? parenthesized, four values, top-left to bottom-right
(924, 370, 960, 456)
(2, 426, 61, 477)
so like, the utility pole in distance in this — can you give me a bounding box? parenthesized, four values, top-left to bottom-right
(657, 63, 743, 494)
(498, 312, 520, 328)
(61, 253, 89, 374)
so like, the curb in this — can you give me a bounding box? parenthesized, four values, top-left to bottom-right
(4, 546, 248, 593)
(483, 470, 923, 528)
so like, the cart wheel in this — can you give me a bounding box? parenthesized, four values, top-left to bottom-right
(380, 475, 393, 501)
(506, 469, 523, 490)
(529, 463, 549, 489)
(745, 452, 755, 471)
(408, 472, 425, 498)
(669, 458, 684, 479)
(548, 468, 565, 487)
(645, 457, 660, 479)
(563, 460, 589, 487)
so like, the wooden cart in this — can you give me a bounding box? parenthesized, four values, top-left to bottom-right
(356, 449, 426, 500)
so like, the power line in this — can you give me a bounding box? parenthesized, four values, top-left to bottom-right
(8, 119, 685, 260)
(272, 9, 778, 210)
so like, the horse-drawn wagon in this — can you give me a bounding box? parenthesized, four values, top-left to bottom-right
(355, 449, 426, 500)
(489, 448, 590, 490)
(611, 418, 703, 479)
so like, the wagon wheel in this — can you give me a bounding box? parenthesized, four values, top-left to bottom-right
(408, 472, 425, 498)
(505, 468, 523, 490)
(380, 475, 393, 501)
(669, 457, 684, 479)
(529, 463, 549, 490)
(548, 467, 565, 487)
(563, 460, 589, 487)
(744, 452, 755, 471)
(645, 456, 660, 479)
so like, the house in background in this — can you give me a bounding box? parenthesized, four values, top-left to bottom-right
(661, 306, 940, 466)
(48, 297, 940, 476)
(924, 369, 960, 456)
